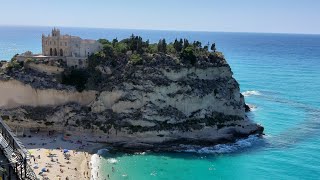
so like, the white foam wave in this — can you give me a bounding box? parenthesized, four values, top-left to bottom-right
(90, 148, 109, 180)
(181, 135, 261, 154)
(242, 90, 261, 97)
(106, 158, 118, 164)
(247, 104, 258, 111)
(134, 152, 146, 155)
(90, 153, 100, 180)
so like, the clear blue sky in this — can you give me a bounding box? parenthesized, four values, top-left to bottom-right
(0, 0, 319, 34)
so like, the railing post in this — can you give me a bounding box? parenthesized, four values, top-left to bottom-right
(24, 158, 27, 178)
(21, 162, 23, 179)
(8, 165, 11, 180)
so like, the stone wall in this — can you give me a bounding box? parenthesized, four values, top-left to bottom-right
(24, 62, 64, 75)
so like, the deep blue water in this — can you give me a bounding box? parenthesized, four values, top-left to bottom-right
(1, 26, 320, 179)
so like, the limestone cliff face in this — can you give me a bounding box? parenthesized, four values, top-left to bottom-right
(0, 80, 97, 108)
(0, 59, 263, 150)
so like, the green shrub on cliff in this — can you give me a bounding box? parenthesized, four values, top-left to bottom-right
(6, 61, 22, 71)
(114, 42, 128, 54)
(6, 54, 23, 71)
(98, 39, 111, 45)
(213, 51, 224, 59)
(180, 46, 197, 65)
(167, 43, 176, 54)
(130, 53, 143, 65)
(147, 43, 158, 53)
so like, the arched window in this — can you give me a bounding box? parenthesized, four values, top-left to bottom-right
(60, 49, 63, 56)
(50, 48, 53, 56)
(54, 48, 57, 56)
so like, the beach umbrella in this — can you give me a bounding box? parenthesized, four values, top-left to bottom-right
(41, 168, 46, 172)
(63, 149, 69, 153)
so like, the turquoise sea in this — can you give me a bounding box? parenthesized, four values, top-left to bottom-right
(1, 26, 320, 179)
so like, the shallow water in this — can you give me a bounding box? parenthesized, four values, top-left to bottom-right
(1, 26, 320, 179)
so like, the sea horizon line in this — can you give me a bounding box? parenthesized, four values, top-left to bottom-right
(1, 24, 320, 36)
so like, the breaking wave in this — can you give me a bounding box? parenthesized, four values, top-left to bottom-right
(247, 104, 258, 111)
(180, 135, 263, 154)
(242, 90, 261, 97)
(106, 158, 118, 164)
(91, 149, 109, 179)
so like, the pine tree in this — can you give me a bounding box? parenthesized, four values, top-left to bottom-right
(183, 39, 189, 49)
(211, 43, 216, 52)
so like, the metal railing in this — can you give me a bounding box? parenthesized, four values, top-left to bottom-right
(0, 116, 37, 180)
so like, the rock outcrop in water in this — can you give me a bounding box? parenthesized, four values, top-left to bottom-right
(0, 38, 263, 151)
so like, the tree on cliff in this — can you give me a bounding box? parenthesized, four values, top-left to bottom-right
(157, 39, 167, 53)
(211, 43, 216, 52)
(183, 39, 190, 49)
(121, 34, 148, 54)
(173, 38, 183, 53)
(180, 46, 196, 66)
(112, 38, 118, 47)
(193, 41, 202, 49)
(98, 39, 111, 45)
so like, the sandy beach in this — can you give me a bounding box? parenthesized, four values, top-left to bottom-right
(20, 132, 105, 180)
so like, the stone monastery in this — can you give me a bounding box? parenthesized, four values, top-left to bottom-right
(17, 28, 102, 68)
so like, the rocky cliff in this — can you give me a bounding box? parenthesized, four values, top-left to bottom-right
(0, 53, 263, 151)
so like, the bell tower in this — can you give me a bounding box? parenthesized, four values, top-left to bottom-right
(52, 28, 61, 37)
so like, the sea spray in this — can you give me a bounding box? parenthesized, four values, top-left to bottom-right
(242, 90, 261, 97)
(247, 104, 258, 111)
(179, 135, 263, 154)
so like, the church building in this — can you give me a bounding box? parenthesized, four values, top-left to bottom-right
(41, 28, 102, 68)
(16, 28, 102, 68)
